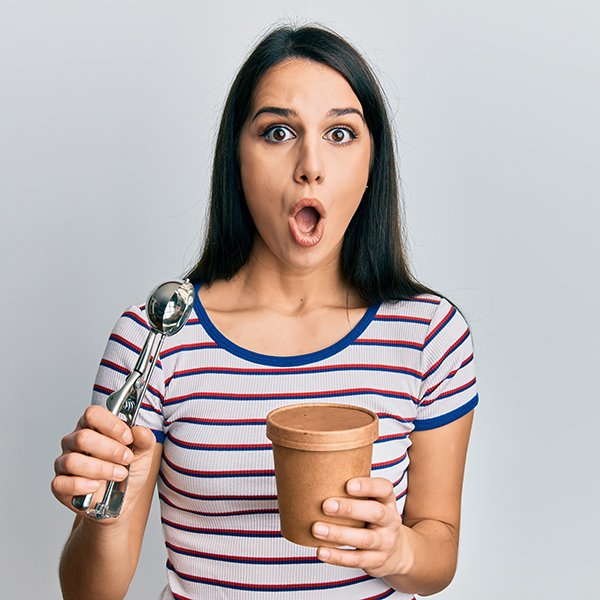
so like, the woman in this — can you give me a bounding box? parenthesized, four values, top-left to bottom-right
(52, 24, 478, 599)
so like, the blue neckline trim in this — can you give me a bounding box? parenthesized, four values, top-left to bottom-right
(192, 283, 380, 366)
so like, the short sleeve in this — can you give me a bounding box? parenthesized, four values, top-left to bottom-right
(91, 305, 166, 443)
(415, 298, 479, 430)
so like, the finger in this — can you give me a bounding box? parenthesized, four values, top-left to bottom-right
(54, 451, 129, 483)
(346, 477, 396, 503)
(322, 496, 392, 527)
(51, 475, 101, 503)
(316, 546, 383, 571)
(77, 405, 134, 445)
(61, 428, 134, 466)
(312, 518, 385, 551)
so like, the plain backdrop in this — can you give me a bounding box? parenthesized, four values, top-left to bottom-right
(1, 1, 598, 598)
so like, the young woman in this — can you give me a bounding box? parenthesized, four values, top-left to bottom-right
(52, 25, 478, 600)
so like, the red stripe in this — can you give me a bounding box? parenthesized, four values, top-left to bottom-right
(162, 342, 218, 355)
(165, 417, 266, 426)
(377, 412, 415, 423)
(165, 542, 317, 564)
(167, 432, 270, 451)
(99, 358, 128, 374)
(422, 353, 474, 398)
(166, 362, 423, 383)
(93, 384, 112, 395)
(159, 472, 277, 501)
(356, 338, 424, 349)
(373, 451, 407, 469)
(419, 377, 477, 407)
(424, 305, 456, 345)
(165, 387, 418, 404)
(122, 310, 148, 327)
(109, 333, 141, 352)
(163, 453, 274, 478)
(377, 432, 410, 442)
(166, 560, 371, 590)
(423, 329, 469, 379)
(159, 492, 278, 517)
(396, 488, 408, 501)
(363, 588, 397, 600)
(162, 517, 280, 537)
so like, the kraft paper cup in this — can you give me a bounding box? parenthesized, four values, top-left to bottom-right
(266, 403, 379, 547)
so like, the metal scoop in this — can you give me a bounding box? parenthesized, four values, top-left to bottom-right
(72, 279, 195, 518)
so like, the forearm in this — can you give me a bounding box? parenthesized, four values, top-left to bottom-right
(384, 519, 459, 596)
(59, 516, 139, 600)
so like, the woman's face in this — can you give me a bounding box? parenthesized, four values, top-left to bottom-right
(239, 58, 371, 274)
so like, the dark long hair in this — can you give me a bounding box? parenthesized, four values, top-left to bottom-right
(187, 24, 435, 304)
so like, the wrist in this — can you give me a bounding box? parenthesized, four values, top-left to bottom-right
(392, 523, 416, 576)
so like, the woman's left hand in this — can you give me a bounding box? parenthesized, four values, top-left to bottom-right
(312, 477, 414, 578)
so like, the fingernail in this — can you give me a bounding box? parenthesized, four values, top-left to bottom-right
(318, 548, 331, 560)
(113, 465, 128, 480)
(347, 480, 360, 493)
(323, 499, 339, 514)
(313, 524, 329, 537)
(123, 449, 134, 463)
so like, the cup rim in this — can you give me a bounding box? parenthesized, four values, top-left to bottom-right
(266, 403, 379, 451)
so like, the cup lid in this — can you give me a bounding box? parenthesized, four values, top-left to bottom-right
(266, 403, 379, 451)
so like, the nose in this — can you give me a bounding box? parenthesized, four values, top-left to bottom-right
(293, 137, 325, 185)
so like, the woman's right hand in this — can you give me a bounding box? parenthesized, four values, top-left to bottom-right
(52, 405, 157, 518)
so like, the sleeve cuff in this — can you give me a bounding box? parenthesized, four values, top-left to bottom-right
(413, 394, 479, 431)
(151, 429, 165, 444)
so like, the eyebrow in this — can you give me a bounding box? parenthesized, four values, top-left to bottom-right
(251, 106, 365, 124)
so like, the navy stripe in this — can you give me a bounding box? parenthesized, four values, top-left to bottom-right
(162, 518, 281, 538)
(420, 377, 477, 407)
(166, 560, 373, 591)
(165, 542, 320, 565)
(165, 417, 266, 427)
(163, 388, 418, 407)
(422, 329, 469, 380)
(193, 282, 381, 367)
(166, 433, 271, 452)
(159, 472, 277, 501)
(372, 453, 407, 471)
(424, 305, 456, 348)
(421, 354, 474, 400)
(167, 363, 423, 382)
(355, 339, 424, 350)
(159, 493, 278, 517)
(122, 311, 149, 329)
(163, 454, 274, 479)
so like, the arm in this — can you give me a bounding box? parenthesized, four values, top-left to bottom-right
(52, 406, 162, 600)
(312, 410, 474, 595)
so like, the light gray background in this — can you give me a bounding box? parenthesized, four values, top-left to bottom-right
(1, 1, 598, 598)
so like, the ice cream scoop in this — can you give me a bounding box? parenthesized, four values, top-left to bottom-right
(72, 279, 195, 518)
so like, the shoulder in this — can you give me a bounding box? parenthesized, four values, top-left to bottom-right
(109, 304, 151, 344)
(375, 294, 473, 353)
(377, 293, 444, 321)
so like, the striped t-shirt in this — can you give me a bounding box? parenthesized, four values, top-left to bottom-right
(92, 285, 478, 599)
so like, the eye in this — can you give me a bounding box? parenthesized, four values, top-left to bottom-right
(260, 125, 296, 143)
(325, 127, 357, 144)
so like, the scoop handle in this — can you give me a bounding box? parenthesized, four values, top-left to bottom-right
(70, 377, 141, 512)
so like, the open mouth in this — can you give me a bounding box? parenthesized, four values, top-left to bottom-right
(289, 199, 325, 247)
(295, 206, 320, 236)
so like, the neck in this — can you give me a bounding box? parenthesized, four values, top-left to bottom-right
(224, 252, 365, 314)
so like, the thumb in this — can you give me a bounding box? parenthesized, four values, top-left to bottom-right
(131, 425, 156, 453)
